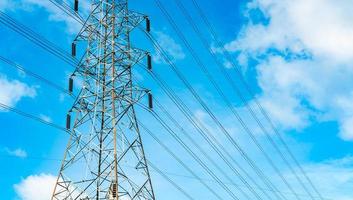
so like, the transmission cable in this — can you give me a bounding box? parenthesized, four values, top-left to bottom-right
(0, 152, 332, 200)
(0, 54, 270, 200)
(0, 102, 197, 200)
(0, 102, 68, 133)
(143, 99, 266, 200)
(49, 0, 85, 25)
(142, 6, 293, 200)
(0, 0, 316, 198)
(176, 0, 318, 199)
(138, 107, 242, 200)
(0, 55, 74, 97)
(138, 122, 224, 200)
(153, 2, 301, 200)
(45, 4, 324, 199)
(0, 11, 78, 67)
(17, 0, 288, 198)
(157, 0, 315, 199)
(188, 1, 325, 199)
(138, 61, 283, 200)
(147, 160, 196, 200)
(1, 2, 231, 198)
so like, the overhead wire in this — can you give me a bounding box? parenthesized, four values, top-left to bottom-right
(138, 121, 224, 200)
(0, 11, 78, 67)
(142, 2, 294, 199)
(0, 98, 223, 200)
(0, 49, 269, 199)
(0, 0, 320, 198)
(0, 55, 74, 97)
(153, 1, 302, 199)
(138, 61, 283, 200)
(41, 7, 320, 199)
(0, 2, 211, 200)
(0, 5, 215, 199)
(0, 104, 197, 200)
(0, 102, 68, 133)
(0, 153, 333, 200)
(0, 51, 321, 200)
(157, 0, 318, 199)
(0, 47, 301, 200)
(143, 98, 264, 200)
(0, 2, 270, 199)
(187, 0, 325, 199)
(147, 161, 196, 200)
(138, 104, 242, 200)
(49, 0, 85, 25)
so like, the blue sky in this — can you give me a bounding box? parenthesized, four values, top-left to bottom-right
(1, 0, 353, 200)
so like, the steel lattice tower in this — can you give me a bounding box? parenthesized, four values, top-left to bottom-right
(52, 0, 155, 199)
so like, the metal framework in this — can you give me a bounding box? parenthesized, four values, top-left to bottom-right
(52, 0, 155, 199)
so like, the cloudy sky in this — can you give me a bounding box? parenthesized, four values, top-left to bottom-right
(1, 0, 353, 199)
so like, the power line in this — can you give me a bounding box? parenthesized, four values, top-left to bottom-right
(187, 0, 324, 199)
(154, 0, 302, 199)
(0, 55, 74, 97)
(43, 2, 270, 197)
(0, 3, 284, 200)
(0, 153, 335, 200)
(138, 108, 241, 200)
(145, 99, 265, 200)
(0, 150, 197, 200)
(3, 55, 328, 198)
(0, 108, 236, 200)
(44, 6, 322, 200)
(0, 11, 78, 67)
(138, 59, 282, 200)
(49, 0, 85, 25)
(147, 161, 196, 200)
(138, 121, 224, 200)
(0, 1, 322, 198)
(0, 101, 194, 199)
(37, 7, 278, 198)
(0, 102, 68, 133)
(158, 0, 318, 199)
(0, 57, 331, 200)
(142, 6, 292, 200)
(0, 104, 221, 200)
(0, 48, 261, 199)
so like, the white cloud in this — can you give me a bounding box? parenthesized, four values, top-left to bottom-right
(5, 148, 27, 158)
(21, 0, 82, 34)
(0, 75, 36, 110)
(280, 156, 353, 200)
(59, 93, 66, 102)
(1, 0, 91, 34)
(225, 0, 353, 138)
(228, 0, 353, 62)
(0, 0, 15, 11)
(153, 31, 185, 64)
(39, 114, 52, 123)
(14, 173, 57, 200)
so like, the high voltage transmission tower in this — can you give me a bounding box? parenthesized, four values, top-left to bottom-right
(0, 0, 328, 199)
(52, 0, 155, 199)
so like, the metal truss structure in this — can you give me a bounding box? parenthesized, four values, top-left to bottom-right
(52, 0, 155, 199)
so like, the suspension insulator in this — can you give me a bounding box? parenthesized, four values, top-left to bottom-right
(147, 54, 152, 71)
(148, 93, 153, 109)
(72, 42, 76, 57)
(146, 17, 151, 32)
(66, 114, 71, 130)
(68, 77, 74, 93)
(112, 183, 117, 198)
(74, 0, 79, 12)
